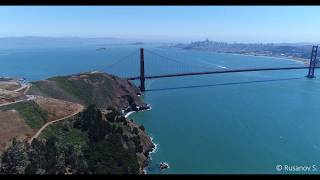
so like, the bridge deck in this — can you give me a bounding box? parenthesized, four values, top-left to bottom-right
(127, 66, 317, 80)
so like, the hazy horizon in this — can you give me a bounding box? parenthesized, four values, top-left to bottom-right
(0, 36, 318, 45)
(0, 6, 320, 44)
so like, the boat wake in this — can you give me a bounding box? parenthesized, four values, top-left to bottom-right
(216, 65, 229, 69)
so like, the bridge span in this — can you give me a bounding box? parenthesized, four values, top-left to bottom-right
(126, 46, 319, 91)
(101, 45, 319, 92)
(127, 66, 318, 81)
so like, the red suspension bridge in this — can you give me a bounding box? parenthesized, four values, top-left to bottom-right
(101, 45, 319, 92)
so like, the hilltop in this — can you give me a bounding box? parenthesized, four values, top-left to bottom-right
(0, 72, 154, 174)
(27, 71, 149, 113)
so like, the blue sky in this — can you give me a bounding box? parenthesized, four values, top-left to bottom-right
(0, 6, 319, 43)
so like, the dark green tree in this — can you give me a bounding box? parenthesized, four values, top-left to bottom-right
(63, 145, 89, 174)
(132, 127, 139, 135)
(84, 134, 139, 174)
(139, 125, 145, 131)
(115, 126, 123, 135)
(105, 107, 121, 122)
(74, 104, 111, 142)
(25, 138, 47, 174)
(0, 138, 29, 174)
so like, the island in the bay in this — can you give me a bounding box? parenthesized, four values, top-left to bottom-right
(0, 71, 155, 174)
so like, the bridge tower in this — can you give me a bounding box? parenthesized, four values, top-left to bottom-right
(140, 48, 145, 92)
(307, 45, 318, 78)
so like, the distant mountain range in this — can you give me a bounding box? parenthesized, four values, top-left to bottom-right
(0, 36, 141, 48)
(166, 39, 318, 60)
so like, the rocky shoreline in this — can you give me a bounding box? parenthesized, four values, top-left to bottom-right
(123, 103, 155, 174)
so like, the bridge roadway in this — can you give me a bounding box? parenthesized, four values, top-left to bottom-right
(126, 66, 319, 80)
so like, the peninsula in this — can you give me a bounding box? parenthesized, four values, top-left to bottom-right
(166, 39, 312, 64)
(0, 71, 154, 174)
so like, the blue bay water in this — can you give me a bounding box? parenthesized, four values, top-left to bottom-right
(1, 45, 320, 174)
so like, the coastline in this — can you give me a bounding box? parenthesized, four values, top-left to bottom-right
(172, 47, 310, 65)
(225, 52, 308, 65)
(148, 135, 159, 160)
(143, 135, 159, 174)
(124, 111, 135, 118)
(123, 104, 157, 174)
(124, 104, 152, 118)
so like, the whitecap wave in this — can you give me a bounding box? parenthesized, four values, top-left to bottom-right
(143, 135, 159, 174)
(124, 111, 135, 118)
(149, 136, 159, 157)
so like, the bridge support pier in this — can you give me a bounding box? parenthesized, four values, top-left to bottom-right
(140, 48, 145, 92)
(307, 45, 318, 78)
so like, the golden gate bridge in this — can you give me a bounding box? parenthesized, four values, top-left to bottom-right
(101, 45, 319, 92)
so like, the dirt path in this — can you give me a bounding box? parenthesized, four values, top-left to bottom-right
(14, 84, 30, 93)
(22, 84, 31, 94)
(27, 104, 84, 144)
(0, 95, 36, 108)
(0, 84, 33, 107)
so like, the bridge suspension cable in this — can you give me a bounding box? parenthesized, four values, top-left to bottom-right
(99, 49, 140, 78)
(100, 49, 139, 70)
(144, 49, 221, 71)
(97, 46, 318, 92)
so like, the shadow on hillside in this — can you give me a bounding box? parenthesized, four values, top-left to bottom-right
(145, 77, 304, 92)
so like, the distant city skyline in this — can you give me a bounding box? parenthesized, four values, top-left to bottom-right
(0, 6, 320, 43)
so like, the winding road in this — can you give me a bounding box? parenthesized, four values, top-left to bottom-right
(0, 84, 33, 107)
(1, 82, 85, 144)
(27, 104, 84, 144)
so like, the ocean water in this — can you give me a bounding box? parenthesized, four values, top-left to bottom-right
(1, 45, 320, 174)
